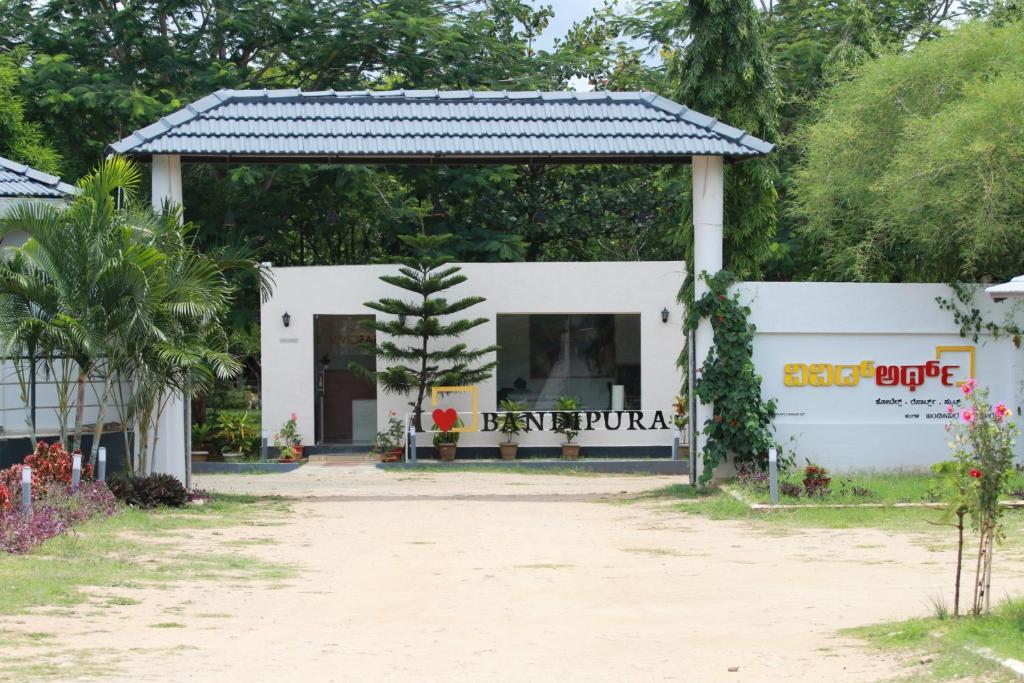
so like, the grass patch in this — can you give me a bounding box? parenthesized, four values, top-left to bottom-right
(850, 598, 1024, 681)
(149, 622, 185, 629)
(737, 469, 1024, 506)
(630, 482, 1024, 537)
(0, 494, 293, 617)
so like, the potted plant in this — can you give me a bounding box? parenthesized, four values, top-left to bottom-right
(372, 411, 406, 462)
(433, 418, 462, 462)
(553, 395, 583, 460)
(191, 422, 215, 462)
(214, 411, 259, 461)
(803, 459, 831, 496)
(274, 413, 303, 462)
(498, 399, 527, 460)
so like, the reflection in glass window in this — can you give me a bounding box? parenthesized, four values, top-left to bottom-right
(496, 314, 641, 410)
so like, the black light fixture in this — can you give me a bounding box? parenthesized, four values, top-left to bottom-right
(282, 312, 291, 328)
(398, 312, 407, 327)
(223, 206, 236, 228)
(325, 209, 340, 226)
(661, 307, 670, 323)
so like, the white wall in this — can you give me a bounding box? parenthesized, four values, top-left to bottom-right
(261, 261, 686, 450)
(738, 282, 1024, 471)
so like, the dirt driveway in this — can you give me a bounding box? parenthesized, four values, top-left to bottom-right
(8, 465, 1024, 682)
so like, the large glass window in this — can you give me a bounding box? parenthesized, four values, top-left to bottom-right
(495, 314, 641, 410)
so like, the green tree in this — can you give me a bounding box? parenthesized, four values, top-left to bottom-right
(644, 0, 782, 285)
(792, 21, 1024, 282)
(0, 50, 60, 173)
(0, 157, 254, 473)
(357, 233, 497, 431)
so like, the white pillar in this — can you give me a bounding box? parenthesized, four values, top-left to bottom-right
(150, 155, 188, 483)
(692, 155, 724, 482)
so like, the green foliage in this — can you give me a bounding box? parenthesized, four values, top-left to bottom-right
(0, 157, 257, 471)
(432, 417, 462, 446)
(498, 399, 528, 444)
(552, 395, 583, 444)
(372, 412, 406, 453)
(644, 0, 781, 285)
(792, 21, 1024, 282)
(936, 282, 1024, 344)
(0, 50, 60, 174)
(358, 233, 497, 430)
(685, 271, 778, 484)
(216, 411, 260, 456)
(109, 474, 188, 509)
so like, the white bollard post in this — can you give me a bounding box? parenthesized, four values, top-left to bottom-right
(260, 430, 269, 463)
(21, 466, 31, 519)
(671, 425, 681, 462)
(97, 447, 107, 482)
(769, 447, 779, 506)
(409, 425, 417, 464)
(71, 453, 82, 491)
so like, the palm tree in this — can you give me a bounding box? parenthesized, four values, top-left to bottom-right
(0, 156, 266, 475)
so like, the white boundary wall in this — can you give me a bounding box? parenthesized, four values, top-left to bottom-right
(739, 282, 1024, 471)
(261, 261, 686, 450)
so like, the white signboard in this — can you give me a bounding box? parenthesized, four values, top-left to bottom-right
(754, 333, 1021, 470)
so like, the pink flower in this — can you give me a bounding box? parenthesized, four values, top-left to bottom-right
(994, 403, 1012, 421)
(946, 405, 955, 414)
(290, 412, 298, 422)
(961, 408, 975, 424)
(960, 378, 977, 396)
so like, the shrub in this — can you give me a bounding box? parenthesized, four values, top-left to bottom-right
(0, 481, 117, 554)
(779, 482, 803, 498)
(110, 474, 187, 509)
(736, 468, 769, 494)
(0, 442, 94, 505)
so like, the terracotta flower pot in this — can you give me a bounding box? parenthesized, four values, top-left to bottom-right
(381, 447, 403, 463)
(561, 443, 580, 460)
(499, 443, 518, 460)
(437, 444, 457, 462)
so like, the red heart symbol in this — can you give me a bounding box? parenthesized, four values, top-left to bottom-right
(432, 408, 458, 432)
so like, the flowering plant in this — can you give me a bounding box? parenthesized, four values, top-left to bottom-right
(274, 413, 302, 451)
(372, 411, 406, 454)
(671, 395, 688, 429)
(802, 460, 831, 496)
(938, 381, 1019, 615)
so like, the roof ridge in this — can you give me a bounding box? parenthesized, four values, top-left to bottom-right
(639, 93, 773, 155)
(0, 155, 76, 196)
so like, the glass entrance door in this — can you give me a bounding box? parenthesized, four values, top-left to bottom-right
(314, 315, 376, 443)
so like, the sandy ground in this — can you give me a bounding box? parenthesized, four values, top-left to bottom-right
(5, 465, 1024, 682)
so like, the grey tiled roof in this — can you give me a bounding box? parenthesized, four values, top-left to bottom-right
(0, 156, 76, 198)
(108, 90, 773, 163)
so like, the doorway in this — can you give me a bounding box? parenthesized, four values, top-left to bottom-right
(314, 315, 376, 444)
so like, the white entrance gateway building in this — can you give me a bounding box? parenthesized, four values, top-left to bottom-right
(110, 88, 769, 479)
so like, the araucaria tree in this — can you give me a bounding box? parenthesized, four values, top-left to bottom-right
(359, 233, 497, 431)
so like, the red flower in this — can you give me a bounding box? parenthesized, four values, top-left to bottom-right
(969, 468, 982, 479)
(714, 415, 724, 423)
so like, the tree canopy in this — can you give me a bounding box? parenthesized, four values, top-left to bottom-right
(791, 20, 1024, 283)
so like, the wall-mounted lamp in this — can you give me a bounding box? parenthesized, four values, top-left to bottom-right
(661, 307, 670, 323)
(398, 312, 407, 327)
(282, 312, 291, 328)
